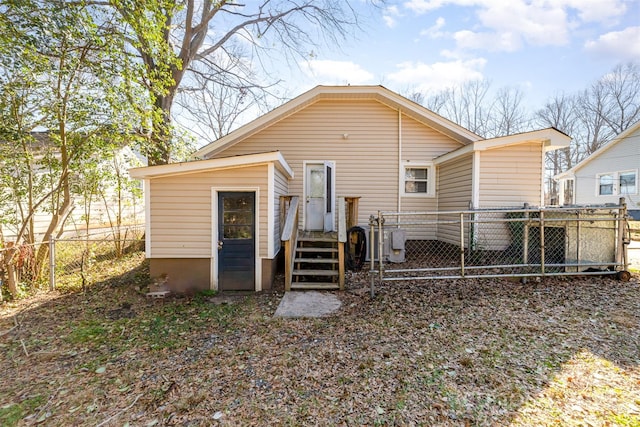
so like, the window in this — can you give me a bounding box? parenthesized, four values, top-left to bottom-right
(620, 171, 637, 194)
(402, 163, 434, 196)
(598, 174, 614, 195)
(597, 170, 637, 196)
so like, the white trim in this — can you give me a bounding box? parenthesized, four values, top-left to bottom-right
(472, 151, 480, 209)
(435, 128, 571, 166)
(267, 163, 275, 258)
(129, 151, 293, 180)
(144, 179, 151, 258)
(596, 169, 638, 197)
(540, 147, 546, 207)
(401, 161, 436, 198)
(397, 109, 402, 212)
(211, 187, 261, 292)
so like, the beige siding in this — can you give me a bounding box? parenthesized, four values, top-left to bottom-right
(215, 99, 463, 227)
(401, 112, 462, 213)
(476, 142, 543, 250)
(479, 142, 543, 208)
(149, 165, 269, 258)
(436, 154, 473, 245)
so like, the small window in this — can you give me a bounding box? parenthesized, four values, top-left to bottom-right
(598, 174, 614, 195)
(620, 171, 636, 194)
(402, 163, 434, 196)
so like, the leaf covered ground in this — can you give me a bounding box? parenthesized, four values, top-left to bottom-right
(1, 254, 639, 426)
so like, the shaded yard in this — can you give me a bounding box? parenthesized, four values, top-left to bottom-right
(1, 255, 639, 426)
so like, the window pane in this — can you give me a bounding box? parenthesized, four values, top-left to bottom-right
(406, 168, 427, 180)
(224, 225, 252, 239)
(620, 172, 636, 194)
(599, 174, 613, 195)
(405, 181, 427, 193)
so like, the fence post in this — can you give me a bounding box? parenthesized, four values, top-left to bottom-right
(522, 203, 529, 266)
(459, 212, 465, 277)
(49, 238, 56, 290)
(539, 210, 545, 276)
(576, 210, 581, 271)
(377, 212, 384, 285)
(369, 215, 376, 298)
(616, 197, 628, 271)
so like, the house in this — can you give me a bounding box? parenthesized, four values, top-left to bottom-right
(129, 85, 570, 293)
(555, 120, 640, 219)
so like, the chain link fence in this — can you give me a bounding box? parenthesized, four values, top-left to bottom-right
(0, 225, 145, 299)
(367, 204, 630, 295)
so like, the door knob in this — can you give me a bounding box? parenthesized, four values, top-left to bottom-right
(218, 241, 223, 250)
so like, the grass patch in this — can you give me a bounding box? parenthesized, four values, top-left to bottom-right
(0, 395, 45, 426)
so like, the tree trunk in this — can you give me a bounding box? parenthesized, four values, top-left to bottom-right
(4, 244, 19, 298)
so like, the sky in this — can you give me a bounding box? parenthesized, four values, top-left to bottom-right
(278, 0, 640, 110)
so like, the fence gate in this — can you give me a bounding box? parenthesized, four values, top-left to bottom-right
(367, 202, 631, 296)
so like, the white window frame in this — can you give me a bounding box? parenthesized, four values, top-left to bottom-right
(401, 161, 435, 197)
(596, 169, 638, 196)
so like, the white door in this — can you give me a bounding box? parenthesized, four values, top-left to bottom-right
(305, 161, 335, 231)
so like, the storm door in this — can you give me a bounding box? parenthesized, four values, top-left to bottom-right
(305, 161, 335, 231)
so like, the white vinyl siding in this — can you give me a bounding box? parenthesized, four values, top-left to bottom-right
(213, 99, 463, 227)
(149, 165, 269, 258)
(478, 142, 543, 208)
(573, 126, 640, 205)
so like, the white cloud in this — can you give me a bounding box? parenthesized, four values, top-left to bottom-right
(402, 0, 629, 52)
(383, 15, 397, 28)
(420, 17, 447, 39)
(386, 58, 486, 92)
(300, 60, 375, 85)
(383, 5, 402, 28)
(584, 26, 640, 61)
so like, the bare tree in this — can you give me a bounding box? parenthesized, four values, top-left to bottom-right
(536, 93, 579, 171)
(175, 54, 275, 142)
(598, 62, 640, 135)
(489, 86, 530, 138)
(100, 0, 364, 165)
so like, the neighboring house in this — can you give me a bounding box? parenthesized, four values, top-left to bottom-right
(1, 135, 145, 240)
(129, 85, 570, 293)
(555, 121, 640, 219)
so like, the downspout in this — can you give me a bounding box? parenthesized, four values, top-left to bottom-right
(398, 109, 402, 213)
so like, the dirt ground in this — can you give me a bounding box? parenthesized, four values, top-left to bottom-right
(1, 258, 639, 426)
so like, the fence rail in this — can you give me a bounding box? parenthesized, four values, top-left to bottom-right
(0, 225, 145, 299)
(368, 203, 630, 296)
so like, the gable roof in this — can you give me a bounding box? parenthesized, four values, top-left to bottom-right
(555, 120, 640, 180)
(129, 150, 293, 179)
(193, 85, 483, 159)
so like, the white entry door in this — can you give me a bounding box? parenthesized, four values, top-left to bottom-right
(305, 161, 335, 231)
